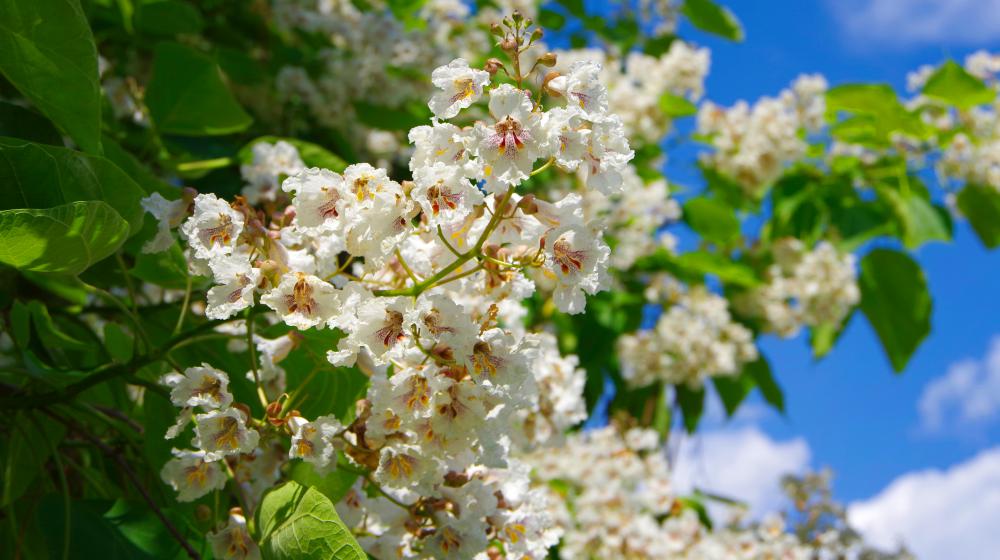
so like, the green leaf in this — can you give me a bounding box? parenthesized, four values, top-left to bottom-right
(239, 136, 348, 173)
(289, 461, 359, 505)
(0, 202, 129, 275)
(25, 300, 87, 350)
(859, 249, 932, 372)
(922, 60, 995, 109)
(258, 481, 365, 560)
(712, 369, 756, 417)
(538, 8, 566, 30)
(2, 413, 65, 507)
(826, 84, 925, 146)
(37, 498, 185, 559)
(0, 137, 146, 234)
(676, 384, 705, 433)
(130, 242, 192, 289)
(134, 0, 204, 37)
(675, 251, 758, 287)
(681, 0, 743, 41)
(0, 101, 63, 146)
(353, 101, 429, 131)
(878, 186, 951, 249)
(0, 0, 102, 153)
(957, 184, 1000, 248)
(146, 42, 252, 136)
(747, 355, 783, 413)
(683, 197, 740, 245)
(659, 92, 698, 118)
(104, 322, 134, 363)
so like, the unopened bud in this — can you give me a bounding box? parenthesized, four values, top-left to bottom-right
(537, 52, 557, 67)
(484, 58, 504, 76)
(266, 401, 282, 418)
(517, 194, 539, 214)
(511, 10, 523, 23)
(500, 37, 518, 51)
(530, 28, 544, 43)
(489, 23, 504, 37)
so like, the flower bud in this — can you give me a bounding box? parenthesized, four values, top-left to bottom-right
(500, 37, 518, 52)
(484, 58, 504, 76)
(511, 10, 523, 23)
(537, 52, 557, 67)
(530, 28, 544, 43)
(489, 23, 504, 37)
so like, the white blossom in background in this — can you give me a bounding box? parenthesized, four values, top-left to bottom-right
(208, 510, 260, 560)
(697, 74, 827, 195)
(240, 141, 305, 204)
(737, 239, 860, 338)
(619, 279, 758, 388)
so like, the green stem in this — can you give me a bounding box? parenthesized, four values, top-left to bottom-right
(373, 189, 514, 298)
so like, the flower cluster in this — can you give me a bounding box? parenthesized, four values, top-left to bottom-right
(524, 425, 819, 560)
(697, 74, 827, 195)
(618, 277, 758, 388)
(736, 239, 860, 338)
(143, 15, 632, 556)
(556, 40, 710, 144)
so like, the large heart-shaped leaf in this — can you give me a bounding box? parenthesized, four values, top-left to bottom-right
(258, 480, 365, 560)
(0, 201, 129, 275)
(0, 137, 146, 233)
(0, 0, 102, 153)
(145, 42, 252, 136)
(859, 249, 932, 372)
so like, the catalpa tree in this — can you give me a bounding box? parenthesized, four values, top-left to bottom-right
(0, 0, 992, 558)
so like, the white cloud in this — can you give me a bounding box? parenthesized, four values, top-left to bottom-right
(671, 426, 811, 518)
(848, 447, 1000, 559)
(828, 0, 1000, 48)
(918, 336, 1000, 433)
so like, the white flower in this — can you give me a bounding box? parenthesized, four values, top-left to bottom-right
(140, 192, 188, 253)
(282, 167, 349, 231)
(473, 84, 545, 190)
(543, 224, 611, 314)
(549, 60, 609, 118)
(206, 259, 259, 320)
(180, 194, 245, 261)
(429, 58, 490, 119)
(328, 286, 413, 366)
(240, 140, 305, 204)
(408, 122, 475, 177)
(168, 364, 233, 410)
(193, 408, 260, 461)
(208, 511, 260, 560)
(579, 115, 634, 194)
(289, 414, 343, 471)
(411, 162, 483, 228)
(261, 272, 340, 329)
(543, 107, 590, 171)
(160, 449, 227, 502)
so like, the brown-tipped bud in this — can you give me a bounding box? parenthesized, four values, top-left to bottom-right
(537, 51, 557, 67)
(484, 58, 504, 76)
(266, 400, 283, 419)
(195, 504, 212, 522)
(489, 22, 504, 37)
(511, 10, 523, 23)
(531, 28, 545, 43)
(517, 194, 539, 215)
(500, 37, 518, 52)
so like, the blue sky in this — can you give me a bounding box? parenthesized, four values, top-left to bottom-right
(652, 1, 1000, 556)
